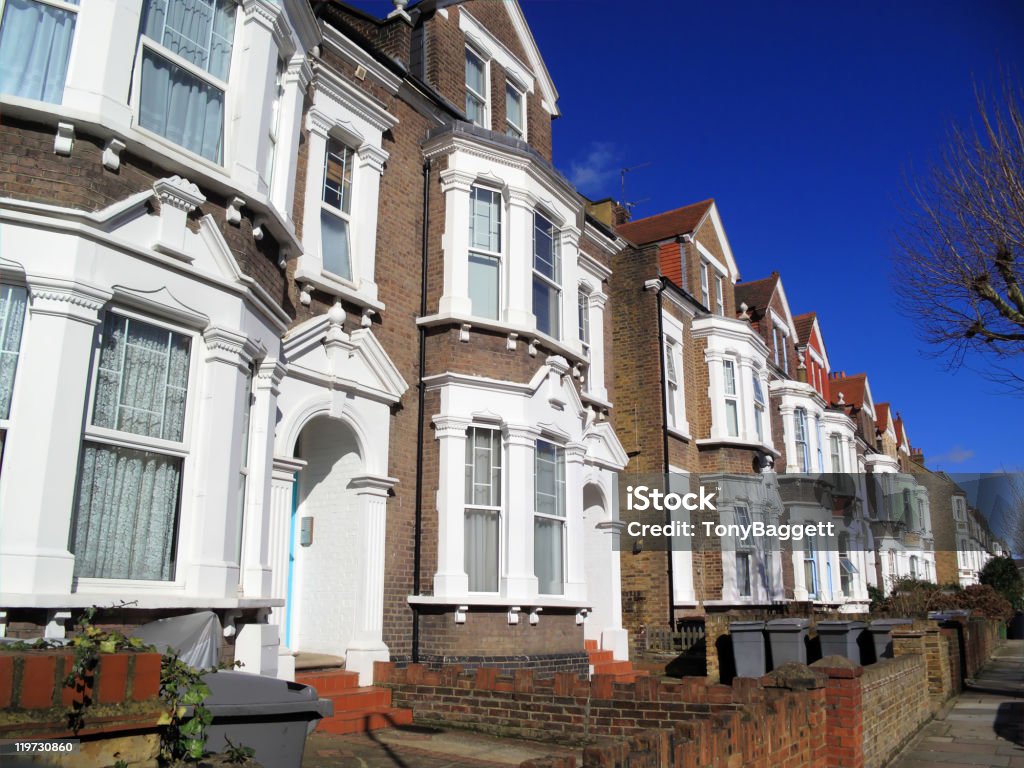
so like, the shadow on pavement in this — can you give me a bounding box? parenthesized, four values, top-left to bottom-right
(994, 702, 1024, 747)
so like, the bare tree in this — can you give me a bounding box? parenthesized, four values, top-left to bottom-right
(894, 81, 1024, 390)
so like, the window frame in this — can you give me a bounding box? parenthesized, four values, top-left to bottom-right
(699, 261, 710, 308)
(505, 79, 526, 139)
(74, 308, 199, 583)
(319, 135, 357, 281)
(804, 532, 818, 598)
(751, 371, 765, 443)
(464, 425, 502, 594)
(0, 0, 81, 104)
(0, 282, 29, 474)
(577, 286, 591, 355)
(829, 433, 843, 472)
(532, 210, 561, 339)
(714, 274, 724, 316)
(464, 45, 488, 128)
(722, 358, 739, 438)
(794, 407, 810, 472)
(468, 184, 503, 320)
(133, 0, 238, 166)
(664, 336, 682, 429)
(533, 437, 566, 596)
(235, 363, 255, 565)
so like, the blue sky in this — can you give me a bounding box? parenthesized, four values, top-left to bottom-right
(351, 0, 1024, 473)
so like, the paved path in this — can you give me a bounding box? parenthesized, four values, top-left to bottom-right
(893, 640, 1024, 768)
(302, 726, 582, 768)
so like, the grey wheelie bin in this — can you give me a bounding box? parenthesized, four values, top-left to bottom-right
(193, 670, 333, 767)
(816, 620, 866, 663)
(730, 620, 767, 677)
(868, 618, 913, 660)
(766, 618, 810, 667)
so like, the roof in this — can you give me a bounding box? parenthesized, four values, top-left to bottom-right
(793, 312, 816, 345)
(876, 403, 892, 433)
(830, 373, 867, 408)
(733, 273, 779, 315)
(616, 199, 714, 245)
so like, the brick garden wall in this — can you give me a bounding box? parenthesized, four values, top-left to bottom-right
(859, 655, 930, 767)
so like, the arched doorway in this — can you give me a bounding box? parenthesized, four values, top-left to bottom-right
(290, 415, 363, 657)
(583, 482, 625, 657)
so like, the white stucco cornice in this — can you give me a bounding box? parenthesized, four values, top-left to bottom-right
(691, 314, 770, 357)
(311, 64, 399, 134)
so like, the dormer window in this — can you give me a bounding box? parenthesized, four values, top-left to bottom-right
(321, 138, 354, 280)
(505, 80, 525, 139)
(532, 212, 561, 338)
(0, 0, 79, 103)
(138, 0, 237, 163)
(465, 46, 487, 127)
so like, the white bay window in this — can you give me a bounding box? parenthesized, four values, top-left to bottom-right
(71, 313, 193, 581)
(0, 0, 77, 103)
(138, 0, 237, 163)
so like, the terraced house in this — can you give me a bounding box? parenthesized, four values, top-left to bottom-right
(0, 0, 634, 686)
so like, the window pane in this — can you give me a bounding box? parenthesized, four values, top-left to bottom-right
(751, 373, 764, 404)
(142, 0, 235, 80)
(723, 360, 736, 395)
(93, 315, 191, 441)
(323, 140, 353, 213)
(72, 442, 181, 580)
(0, 0, 76, 103)
(736, 552, 751, 596)
(534, 517, 563, 595)
(506, 82, 523, 136)
(578, 290, 590, 345)
(533, 276, 559, 337)
(725, 400, 739, 437)
(470, 187, 500, 252)
(465, 509, 498, 592)
(0, 284, 28, 419)
(535, 440, 564, 517)
(139, 48, 225, 163)
(465, 47, 485, 94)
(533, 214, 559, 281)
(469, 253, 499, 320)
(321, 209, 352, 279)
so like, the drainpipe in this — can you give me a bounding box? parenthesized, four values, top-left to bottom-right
(644, 276, 675, 628)
(411, 158, 431, 663)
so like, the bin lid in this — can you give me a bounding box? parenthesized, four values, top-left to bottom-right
(766, 618, 810, 630)
(729, 621, 766, 630)
(816, 620, 866, 631)
(927, 610, 972, 620)
(194, 671, 333, 719)
(869, 618, 914, 630)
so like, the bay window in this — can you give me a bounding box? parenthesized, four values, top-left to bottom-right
(0, 0, 77, 103)
(138, 0, 237, 163)
(465, 427, 501, 593)
(532, 212, 560, 337)
(468, 186, 501, 319)
(505, 80, 525, 139)
(723, 358, 739, 437)
(71, 313, 192, 581)
(465, 46, 487, 127)
(534, 439, 564, 595)
(321, 138, 354, 279)
(0, 283, 27, 470)
(794, 407, 810, 472)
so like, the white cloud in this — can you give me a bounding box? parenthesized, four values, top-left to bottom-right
(568, 142, 618, 195)
(931, 446, 975, 465)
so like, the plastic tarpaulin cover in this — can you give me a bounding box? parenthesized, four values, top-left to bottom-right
(130, 611, 221, 669)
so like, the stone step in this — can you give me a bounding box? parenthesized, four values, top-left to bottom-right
(295, 669, 361, 695)
(324, 686, 393, 712)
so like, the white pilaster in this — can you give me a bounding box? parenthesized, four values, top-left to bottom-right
(562, 441, 587, 601)
(502, 423, 540, 600)
(587, 291, 608, 400)
(345, 473, 396, 685)
(185, 326, 256, 598)
(241, 358, 287, 597)
(353, 144, 388, 302)
(0, 278, 109, 595)
(272, 55, 313, 220)
(267, 456, 305, 626)
(432, 414, 471, 596)
(438, 170, 474, 316)
(505, 188, 535, 327)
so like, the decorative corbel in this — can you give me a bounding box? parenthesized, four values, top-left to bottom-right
(54, 122, 74, 156)
(361, 308, 376, 328)
(227, 196, 246, 226)
(506, 332, 518, 351)
(102, 138, 126, 171)
(459, 323, 471, 342)
(252, 217, 265, 241)
(528, 339, 538, 357)
(507, 606, 521, 625)
(529, 607, 542, 626)
(455, 605, 468, 625)
(575, 608, 590, 625)
(300, 283, 313, 306)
